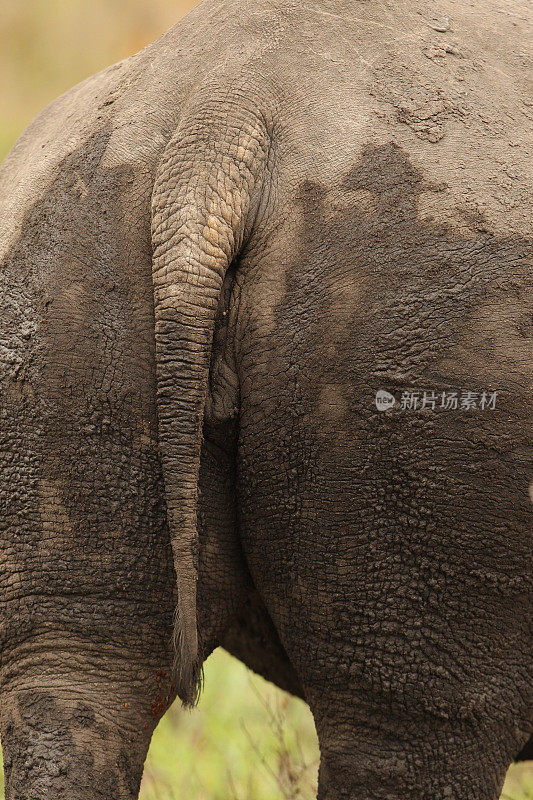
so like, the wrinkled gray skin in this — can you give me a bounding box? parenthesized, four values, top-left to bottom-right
(0, 0, 531, 797)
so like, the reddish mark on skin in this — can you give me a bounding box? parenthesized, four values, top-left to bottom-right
(149, 672, 176, 718)
(150, 685, 177, 718)
(151, 696, 166, 716)
(155, 669, 167, 683)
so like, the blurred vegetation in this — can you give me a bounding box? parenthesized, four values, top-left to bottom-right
(140, 650, 319, 799)
(0, 3, 531, 798)
(0, 0, 197, 161)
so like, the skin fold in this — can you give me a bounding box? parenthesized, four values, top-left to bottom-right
(0, 0, 531, 797)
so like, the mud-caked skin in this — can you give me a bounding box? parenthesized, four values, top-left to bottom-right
(0, 0, 531, 797)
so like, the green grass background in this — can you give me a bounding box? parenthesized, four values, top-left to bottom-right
(0, 2, 531, 797)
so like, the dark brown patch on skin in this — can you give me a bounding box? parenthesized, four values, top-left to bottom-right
(117, 749, 139, 798)
(237, 141, 532, 798)
(0, 127, 176, 653)
(73, 703, 96, 728)
(0, 129, 175, 798)
(1, 689, 154, 799)
(287, 142, 531, 406)
(0, 123, 298, 796)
